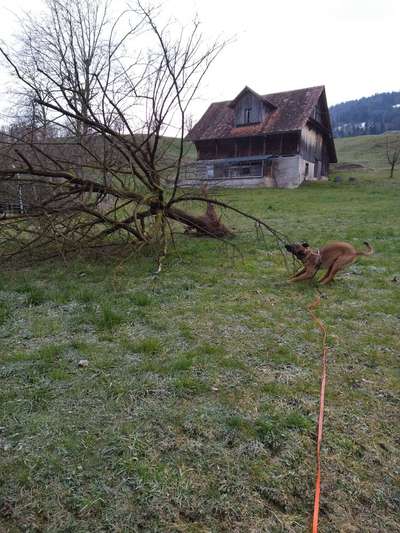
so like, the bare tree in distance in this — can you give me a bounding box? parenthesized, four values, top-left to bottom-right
(0, 0, 288, 268)
(386, 135, 400, 178)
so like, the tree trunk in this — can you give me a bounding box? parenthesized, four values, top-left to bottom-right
(166, 204, 233, 238)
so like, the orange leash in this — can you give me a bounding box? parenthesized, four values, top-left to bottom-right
(308, 294, 329, 533)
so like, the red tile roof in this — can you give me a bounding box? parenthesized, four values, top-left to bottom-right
(187, 85, 327, 141)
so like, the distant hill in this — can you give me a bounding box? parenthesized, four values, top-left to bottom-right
(331, 131, 400, 180)
(329, 92, 400, 137)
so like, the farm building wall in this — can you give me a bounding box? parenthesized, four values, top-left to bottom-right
(271, 156, 303, 188)
(180, 155, 309, 189)
(195, 132, 300, 161)
(182, 126, 331, 189)
(299, 125, 330, 177)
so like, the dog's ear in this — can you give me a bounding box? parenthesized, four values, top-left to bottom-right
(302, 242, 309, 248)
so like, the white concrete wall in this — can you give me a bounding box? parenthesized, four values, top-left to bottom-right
(299, 157, 315, 181)
(272, 156, 303, 188)
(298, 157, 328, 182)
(179, 176, 266, 188)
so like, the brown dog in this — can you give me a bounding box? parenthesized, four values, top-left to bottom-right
(285, 241, 373, 284)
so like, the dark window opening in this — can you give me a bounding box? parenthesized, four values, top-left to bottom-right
(213, 161, 264, 179)
(225, 161, 263, 178)
(305, 162, 309, 177)
(313, 106, 323, 124)
(244, 108, 251, 124)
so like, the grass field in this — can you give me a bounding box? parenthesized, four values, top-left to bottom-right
(0, 136, 399, 532)
(332, 131, 400, 180)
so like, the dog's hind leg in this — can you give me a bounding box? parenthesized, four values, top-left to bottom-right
(320, 256, 354, 284)
(319, 262, 335, 284)
(319, 259, 342, 284)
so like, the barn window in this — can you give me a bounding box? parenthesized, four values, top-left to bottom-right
(244, 108, 251, 124)
(225, 161, 263, 178)
(305, 162, 309, 177)
(313, 105, 323, 124)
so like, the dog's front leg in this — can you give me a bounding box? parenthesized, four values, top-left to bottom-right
(289, 267, 316, 282)
(288, 267, 307, 280)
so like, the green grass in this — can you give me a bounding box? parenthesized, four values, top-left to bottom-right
(0, 137, 399, 531)
(92, 303, 126, 331)
(332, 131, 400, 180)
(14, 281, 48, 306)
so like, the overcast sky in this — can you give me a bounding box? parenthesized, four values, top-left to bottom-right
(0, 0, 399, 123)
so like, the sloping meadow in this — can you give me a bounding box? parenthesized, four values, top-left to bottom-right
(0, 178, 399, 532)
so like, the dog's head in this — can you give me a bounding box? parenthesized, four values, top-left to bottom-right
(285, 242, 311, 262)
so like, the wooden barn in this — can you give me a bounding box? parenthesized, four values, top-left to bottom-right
(185, 85, 337, 188)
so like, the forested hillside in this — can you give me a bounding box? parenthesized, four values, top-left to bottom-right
(330, 92, 400, 137)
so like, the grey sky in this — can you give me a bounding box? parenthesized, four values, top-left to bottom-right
(0, 0, 399, 123)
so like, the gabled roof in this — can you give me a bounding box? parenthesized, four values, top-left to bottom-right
(227, 86, 276, 110)
(187, 85, 327, 141)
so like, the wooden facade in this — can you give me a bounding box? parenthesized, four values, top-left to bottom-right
(195, 131, 300, 161)
(185, 86, 337, 188)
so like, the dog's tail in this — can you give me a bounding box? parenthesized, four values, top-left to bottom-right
(356, 241, 374, 256)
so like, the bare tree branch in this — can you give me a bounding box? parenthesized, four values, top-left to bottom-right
(0, 0, 288, 267)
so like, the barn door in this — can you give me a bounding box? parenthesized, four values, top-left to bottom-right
(314, 159, 320, 178)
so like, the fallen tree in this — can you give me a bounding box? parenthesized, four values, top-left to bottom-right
(0, 0, 288, 267)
